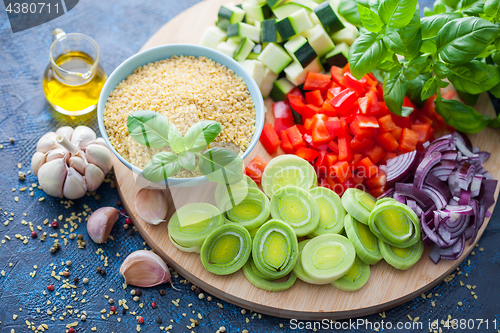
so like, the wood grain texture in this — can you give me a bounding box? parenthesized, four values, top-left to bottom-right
(113, 0, 499, 319)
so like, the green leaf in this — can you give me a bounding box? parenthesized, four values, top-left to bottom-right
(421, 77, 439, 100)
(403, 66, 420, 81)
(184, 121, 223, 153)
(437, 79, 450, 88)
(198, 148, 244, 185)
(406, 72, 433, 108)
(434, 61, 453, 78)
(178, 152, 196, 170)
(443, 0, 460, 9)
(436, 17, 499, 65)
(424, 7, 436, 16)
(383, 69, 409, 116)
(448, 60, 500, 94)
(168, 125, 186, 154)
(399, 9, 422, 59)
(421, 13, 462, 40)
(493, 52, 500, 66)
(490, 81, 500, 98)
(142, 152, 180, 183)
(127, 110, 170, 148)
(338, 0, 362, 26)
(434, 0, 447, 13)
(485, 0, 500, 16)
(348, 32, 386, 79)
(434, 97, 490, 133)
(459, 0, 480, 10)
(378, 0, 419, 29)
(358, 5, 385, 32)
(420, 38, 437, 53)
(462, 1, 484, 16)
(383, 28, 407, 53)
(369, 0, 380, 11)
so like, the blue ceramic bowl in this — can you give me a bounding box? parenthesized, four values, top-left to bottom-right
(97, 44, 265, 187)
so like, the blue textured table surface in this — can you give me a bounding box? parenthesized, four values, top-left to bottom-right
(1, 1, 499, 332)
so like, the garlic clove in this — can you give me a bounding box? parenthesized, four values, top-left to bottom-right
(71, 126, 96, 147)
(87, 207, 120, 243)
(56, 126, 74, 140)
(36, 132, 59, 153)
(85, 163, 105, 192)
(135, 189, 169, 225)
(31, 152, 47, 177)
(38, 158, 67, 197)
(63, 167, 87, 200)
(119, 250, 171, 288)
(86, 144, 113, 175)
(69, 156, 86, 175)
(46, 147, 67, 162)
(88, 137, 108, 147)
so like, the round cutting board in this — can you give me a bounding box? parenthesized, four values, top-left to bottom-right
(113, 0, 500, 320)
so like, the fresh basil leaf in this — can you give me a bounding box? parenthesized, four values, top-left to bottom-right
(490, 82, 500, 98)
(448, 61, 500, 94)
(378, 0, 419, 29)
(485, 0, 500, 17)
(369, 0, 380, 11)
(424, 7, 436, 16)
(434, 61, 453, 78)
(399, 9, 422, 60)
(348, 32, 386, 79)
(463, 2, 484, 16)
(178, 152, 196, 171)
(168, 125, 186, 154)
(379, 61, 399, 71)
(406, 72, 433, 108)
(338, 0, 362, 26)
(421, 13, 462, 40)
(408, 55, 433, 73)
(383, 28, 407, 53)
(184, 121, 222, 153)
(198, 147, 244, 185)
(420, 38, 437, 53)
(436, 17, 499, 65)
(492, 52, 500, 66)
(434, 97, 491, 133)
(383, 69, 409, 116)
(421, 77, 439, 100)
(437, 79, 450, 88)
(489, 115, 500, 128)
(434, 0, 447, 13)
(443, 0, 460, 9)
(127, 110, 170, 148)
(358, 5, 385, 32)
(403, 65, 420, 81)
(459, 0, 479, 10)
(142, 152, 180, 183)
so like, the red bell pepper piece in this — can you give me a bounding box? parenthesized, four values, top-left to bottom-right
(399, 128, 419, 153)
(341, 72, 364, 96)
(365, 145, 385, 164)
(244, 156, 267, 183)
(358, 90, 380, 115)
(403, 96, 416, 112)
(312, 117, 333, 144)
(376, 132, 399, 152)
(326, 86, 343, 100)
(370, 186, 387, 197)
(362, 74, 378, 88)
(285, 125, 306, 149)
(319, 101, 337, 116)
(379, 152, 397, 164)
(342, 63, 350, 74)
(391, 126, 403, 141)
(410, 123, 432, 144)
(288, 94, 306, 115)
(375, 84, 384, 101)
(378, 114, 397, 132)
(272, 101, 294, 132)
(358, 157, 379, 178)
(378, 101, 390, 117)
(325, 118, 345, 138)
(349, 119, 374, 139)
(338, 136, 352, 162)
(295, 147, 320, 162)
(330, 66, 344, 85)
(315, 150, 328, 168)
(296, 124, 307, 135)
(279, 130, 295, 154)
(331, 161, 352, 183)
(303, 72, 331, 91)
(303, 104, 320, 119)
(329, 89, 358, 115)
(366, 171, 387, 189)
(350, 137, 374, 153)
(259, 123, 281, 154)
(305, 90, 324, 107)
(327, 140, 339, 154)
(392, 114, 411, 128)
(304, 117, 314, 131)
(286, 87, 304, 102)
(355, 115, 379, 128)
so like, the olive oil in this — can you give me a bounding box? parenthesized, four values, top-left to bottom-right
(43, 51, 106, 115)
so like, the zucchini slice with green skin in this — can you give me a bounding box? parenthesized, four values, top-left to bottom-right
(379, 238, 424, 270)
(200, 26, 227, 49)
(288, 8, 314, 35)
(252, 219, 299, 280)
(344, 214, 382, 265)
(284, 35, 318, 68)
(200, 223, 252, 275)
(227, 22, 261, 43)
(234, 38, 256, 61)
(261, 19, 278, 43)
(270, 77, 295, 101)
(284, 57, 323, 86)
(257, 43, 293, 74)
(271, 186, 320, 237)
(341, 188, 377, 225)
(293, 239, 325, 285)
(301, 234, 356, 284)
(168, 203, 224, 253)
(313, 1, 345, 33)
(309, 187, 345, 237)
(243, 260, 298, 291)
(301, 24, 335, 58)
(217, 4, 246, 31)
(273, 3, 312, 20)
(368, 201, 421, 248)
(323, 42, 349, 68)
(332, 256, 370, 291)
(262, 154, 317, 198)
(275, 17, 296, 41)
(219, 187, 271, 230)
(260, 67, 280, 99)
(214, 175, 258, 207)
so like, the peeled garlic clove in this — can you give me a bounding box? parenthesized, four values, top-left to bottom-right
(36, 132, 59, 153)
(69, 156, 86, 175)
(85, 163, 105, 192)
(56, 126, 74, 140)
(63, 167, 87, 200)
(86, 144, 113, 175)
(71, 126, 96, 147)
(119, 250, 171, 287)
(46, 147, 67, 162)
(31, 152, 47, 177)
(135, 189, 168, 225)
(87, 207, 120, 243)
(38, 158, 67, 197)
(88, 137, 108, 147)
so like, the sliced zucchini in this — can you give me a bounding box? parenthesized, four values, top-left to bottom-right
(273, 3, 312, 20)
(270, 78, 295, 101)
(227, 22, 261, 43)
(301, 24, 335, 57)
(217, 3, 246, 31)
(266, 0, 289, 9)
(275, 17, 296, 40)
(314, 1, 345, 33)
(330, 22, 359, 46)
(200, 26, 227, 49)
(284, 57, 323, 86)
(288, 8, 314, 35)
(239, 59, 266, 87)
(261, 19, 278, 43)
(257, 43, 293, 74)
(260, 67, 280, 98)
(216, 39, 240, 58)
(234, 38, 256, 61)
(245, 0, 267, 4)
(284, 35, 317, 68)
(243, 3, 272, 22)
(323, 42, 349, 67)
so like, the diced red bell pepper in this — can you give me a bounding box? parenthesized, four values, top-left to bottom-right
(378, 101, 390, 117)
(325, 118, 346, 138)
(355, 115, 379, 128)
(296, 124, 307, 135)
(312, 118, 333, 144)
(295, 147, 320, 162)
(392, 114, 411, 129)
(331, 161, 352, 183)
(286, 87, 304, 102)
(279, 130, 295, 154)
(365, 171, 387, 189)
(352, 174, 365, 185)
(330, 66, 344, 85)
(341, 72, 365, 96)
(399, 128, 419, 153)
(417, 113, 433, 125)
(274, 118, 293, 133)
(288, 94, 306, 115)
(352, 153, 363, 169)
(326, 153, 338, 173)
(303, 72, 331, 91)
(329, 89, 358, 115)
(338, 136, 353, 162)
(358, 157, 379, 178)
(327, 140, 339, 154)
(362, 74, 378, 88)
(379, 152, 397, 165)
(320, 177, 331, 189)
(342, 63, 350, 74)
(365, 145, 385, 164)
(403, 96, 416, 112)
(378, 114, 397, 132)
(376, 132, 399, 152)
(260, 124, 281, 154)
(371, 186, 387, 197)
(342, 177, 357, 191)
(391, 126, 402, 141)
(349, 119, 374, 139)
(358, 90, 380, 115)
(305, 90, 324, 107)
(285, 125, 306, 150)
(303, 104, 320, 119)
(273, 101, 294, 132)
(244, 156, 267, 183)
(304, 117, 314, 131)
(315, 150, 328, 168)
(319, 101, 337, 116)
(350, 137, 374, 153)
(303, 133, 328, 151)
(326, 86, 343, 100)
(410, 123, 432, 144)
(375, 84, 384, 101)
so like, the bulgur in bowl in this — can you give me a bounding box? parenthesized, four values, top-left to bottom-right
(97, 44, 265, 187)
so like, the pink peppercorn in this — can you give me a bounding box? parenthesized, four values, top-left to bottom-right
(137, 316, 144, 324)
(31, 231, 37, 238)
(51, 221, 59, 228)
(125, 218, 132, 225)
(120, 209, 126, 215)
(110, 306, 117, 312)
(47, 285, 54, 291)
(151, 302, 157, 309)
(68, 328, 75, 333)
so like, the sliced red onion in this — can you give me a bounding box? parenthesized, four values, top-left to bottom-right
(414, 152, 442, 189)
(443, 205, 474, 215)
(395, 183, 434, 211)
(430, 161, 456, 181)
(386, 150, 419, 186)
(422, 185, 447, 210)
(430, 245, 441, 264)
(467, 200, 479, 244)
(478, 179, 498, 210)
(423, 141, 431, 149)
(477, 151, 491, 164)
(452, 131, 475, 157)
(458, 190, 471, 205)
(406, 199, 419, 216)
(439, 234, 465, 260)
(425, 174, 452, 203)
(458, 162, 475, 191)
(470, 174, 482, 198)
(441, 150, 459, 160)
(377, 188, 395, 199)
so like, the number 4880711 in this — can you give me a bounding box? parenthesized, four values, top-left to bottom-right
(5, 2, 59, 14)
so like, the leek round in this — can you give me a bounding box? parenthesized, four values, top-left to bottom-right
(214, 175, 258, 206)
(309, 187, 345, 237)
(168, 203, 223, 253)
(262, 155, 317, 198)
(218, 187, 271, 230)
(252, 219, 299, 280)
(200, 223, 251, 275)
(293, 239, 325, 285)
(301, 234, 356, 284)
(332, 256, 370, 291)
(379, 238, 424, 270)
(243, 261, 297, 292)
(341, 188, 377, 224)
(270, 186, 320, 237)
(344, 214, 382, 265)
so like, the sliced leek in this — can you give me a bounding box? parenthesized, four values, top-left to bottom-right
(379, 238, 424, 270)
(309, 187, 345, 237)
(248, 227, 259, 240)
(200, 223, 252, 275)
(168, 203, 224, 253)
(262, 154, 317, 198)
(332, 256, 370, 291)
(218, 187, 271, 230)
(341, 188, 376, 224)
(270, 186, 320, 237)
(252, 219, 299, 280)
(368, 200, 421, 248)
(301, 234, 356, 284)
(344, 214, 382, 265)
(243, 261, 297, 292)
(214, 175, 258, 206)
(293, 239, 325, 285)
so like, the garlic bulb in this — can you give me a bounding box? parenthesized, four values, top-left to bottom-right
(87, 207, 120, 243)
(31, 126, 113, 199)
(135, 189, 169, 225)
(120, 250, 172, 288)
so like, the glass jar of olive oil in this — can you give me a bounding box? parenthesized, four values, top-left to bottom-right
(43, 29, 106, 115)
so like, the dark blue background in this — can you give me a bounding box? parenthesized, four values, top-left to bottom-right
(0, 1, 499, 332)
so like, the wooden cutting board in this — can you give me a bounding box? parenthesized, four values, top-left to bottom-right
(113, 0, 500, 320)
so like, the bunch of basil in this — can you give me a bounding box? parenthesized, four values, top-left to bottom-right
(126, 110, 243, 185)
(339, 0, 500, 133)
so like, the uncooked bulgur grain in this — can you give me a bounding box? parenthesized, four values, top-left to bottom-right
(103, 56, 256, 177)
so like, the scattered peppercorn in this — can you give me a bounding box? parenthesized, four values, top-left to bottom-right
(110, 306, 117, 312)
(128, 229, 135, 235)
(63, 271, 70, 277)
(77, 234, 84, 240)
(47, 285, 54, 291)
(135, 289, 142, 296)
(137, 317, 144, 324)
(120, 209, 126, 215)
(83, 278, 89, 284)
(66, 260, 72, 266)
(159, 290, 166, 296)
(195, 287, 201, 294)
(116, 201, 122, 206)
(151, 302, 157, 309)
(125, 218, 132, 225)
(99, 269, 106, 276)
(9, 137, 15, 144)
(109, 298, 114, 304)
(74, 277, 79, 283)
(207, 296, 212, 301)
(68, 328, 75, 333)
(51, 221, 59, 228)
(81, 315, 87, 321)
(123, 224, 129, 230)
(96, 267, 102, 274)
(157, 318, 163, 324)
(31, 231, 37, 238)
(50, 247, 56, 254)
(122, 309, 127, 315)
